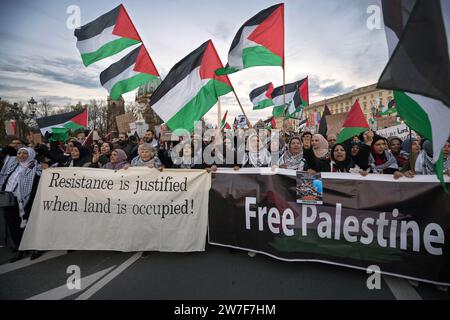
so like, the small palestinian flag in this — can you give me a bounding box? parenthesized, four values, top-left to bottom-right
(216, 3, 284, 75)
(75, 4, 141, 67)
(149, 40, 233, 132)
(271, 77, 308, 118)
(36, 108, 88, 136)
(336, 100, 369, 144)
(100, 45, 159, 100)
(249, 83, 274, 110)
(220, 110, 232, 130)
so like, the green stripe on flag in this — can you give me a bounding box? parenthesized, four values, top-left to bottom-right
(242, 46, 282, 69)
(272, 105, 285, 117)
(253, 99, 274, 110)
(166, 80, 232, 132)
(394, 91, 446, 191)
(394, 91, 432, 140)
(81, 38, 141, 66)
(336, 127, 368, 144)
(64, 121, 85, 131)
(110, 73, 157, 100)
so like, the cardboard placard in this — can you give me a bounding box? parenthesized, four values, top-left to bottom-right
(376, 116, 398, 129)
(115, 113, 135, 134)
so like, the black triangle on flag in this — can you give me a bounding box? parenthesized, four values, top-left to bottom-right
(318, 104, 332, 138)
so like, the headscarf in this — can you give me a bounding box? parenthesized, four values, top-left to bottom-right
(369, 136, 398, 173)
(244, 134, 271, 167)
(278, 137, 305, 170)
(401, 137, 418, 153)
(105, 149, 129, 170)
(69, 142, 91, 167)
(18, 147, 36, 167)
(414, 140, 434, 174)
(312, 134, 329, 159)
(330, 143, 353, 172)
(0, 147, 41, 228)
(349, 141, 371, 170)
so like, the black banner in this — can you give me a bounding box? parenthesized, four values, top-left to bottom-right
(209, 169, 450, 285)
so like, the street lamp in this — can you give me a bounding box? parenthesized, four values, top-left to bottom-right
(28, 97, 37, 119)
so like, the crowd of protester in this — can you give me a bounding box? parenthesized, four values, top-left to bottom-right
(1, 124, 449, 263)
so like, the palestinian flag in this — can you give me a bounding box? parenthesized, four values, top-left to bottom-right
(220, 110, 232, 130)
(216, 3, 284, 75)
(249, 83, 274, 110)
(75, 4, 141, 67)
(149, 40, 233, 132)
(37, 109, 88, 136)
(378, 0, 450, 185)
(318, 104, 332, 137)
(336, 100, 369, 144)
(271, 77, 308, 118)
(100, 45, 159, 100)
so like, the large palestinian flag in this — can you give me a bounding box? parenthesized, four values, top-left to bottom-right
(149, 40, 233, 132)
(336, 100, 369, 144)
(75, 4, 141, 67)
(36, 109, 88, 136)
(271, 77, 308, 118)
(249, 83, 274, 110)
(100, 45, 159, 100)
(216, 3, 284, 75)
(377, 0, 450, 184)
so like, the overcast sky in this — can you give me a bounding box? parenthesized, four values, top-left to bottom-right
(1, 0, 449, 123)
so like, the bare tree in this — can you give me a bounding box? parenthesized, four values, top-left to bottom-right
(38, 98, 52, 117)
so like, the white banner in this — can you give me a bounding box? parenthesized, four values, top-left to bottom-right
(376, 123, 413, 140)
(20, 168, 211, 252)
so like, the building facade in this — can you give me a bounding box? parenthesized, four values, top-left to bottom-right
(304, 83, 394, 122)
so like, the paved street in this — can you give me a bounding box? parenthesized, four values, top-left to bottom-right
(0, 244, 448, 300)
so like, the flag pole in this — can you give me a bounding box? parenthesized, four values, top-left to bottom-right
(282, 66, 286, 130)
(408, 125, 414, 172)
(232, 89, 251, 127)
(217, 97, 222, 129)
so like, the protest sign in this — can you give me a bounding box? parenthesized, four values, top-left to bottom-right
(296, 172, 323, 205)
(115, 113, 135, 134)
(20, 168, 211, 252)
(209, 169, 450, 285)
(376, 124, 411, 140)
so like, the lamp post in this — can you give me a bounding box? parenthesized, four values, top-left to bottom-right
(28, 97, 37, 119)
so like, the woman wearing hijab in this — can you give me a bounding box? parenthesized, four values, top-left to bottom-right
(348, 141, 371, 171)
(66, 142, 92, 167)
(330, 143, 354, 173)
(103, 149, 129, 170)
(242, 133, 271, 168)
(394, 138, 422, 179)
(131, 144, 162, 169)
(278, 136, 306, 171)
(0, 147, 41, 262)
(414, 140, 436, 175)
(368, 136, 399, 174)
(303, 134, 331, 173)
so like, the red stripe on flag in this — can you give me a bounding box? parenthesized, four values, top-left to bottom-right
(247, 4, 284, 62)
(113, 4, 142, 41)
(134, 45, 159, 76)
(200, 40, 233, 88)
(342, 100, 370, 129)
(70, 108, 88, 127)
